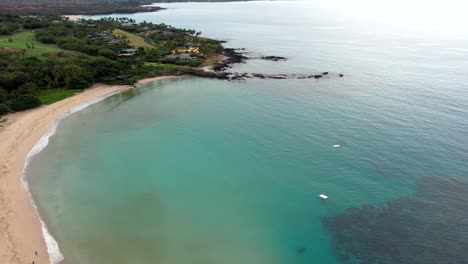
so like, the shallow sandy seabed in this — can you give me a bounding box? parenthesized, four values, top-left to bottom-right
(0, 76, 174, 264)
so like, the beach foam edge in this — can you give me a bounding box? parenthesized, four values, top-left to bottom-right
(20, 87, 132, 264)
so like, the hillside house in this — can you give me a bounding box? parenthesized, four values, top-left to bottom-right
(119, 48, 138, 56)
(172, 46, 200, 55)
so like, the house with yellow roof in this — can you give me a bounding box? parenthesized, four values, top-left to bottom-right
(172, 46, 201, 55)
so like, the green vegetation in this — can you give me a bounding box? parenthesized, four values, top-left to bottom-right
(37, 89, 84, 105)
(0, 31, 78, 59)
(0, 1, 161, 16)
(112, 29, 153, 49)
(0, 103, 8, 115)
(10, 94, 41, 111)
(0, 15, 225, 115)
(0, 31, 62, 52)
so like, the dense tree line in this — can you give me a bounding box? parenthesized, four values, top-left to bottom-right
(0, 0, 161, 16)
(0, 15, 59, 35)
(0, 16, 133, 114)
(0, 16, 225, 114)
(0, 52, 130, 113)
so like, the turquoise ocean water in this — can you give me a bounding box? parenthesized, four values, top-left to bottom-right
(27, 1, 468, 263)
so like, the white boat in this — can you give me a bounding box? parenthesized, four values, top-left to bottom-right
(333, 144, 340, 148)
(319, 194, 328, 199)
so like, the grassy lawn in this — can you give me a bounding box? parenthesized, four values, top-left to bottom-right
(112, 29, 153, 49)
(37, 89, 83, 105)
(0, 31, 61, 52)
(0, 31, 77, 57)
(143, 61, 192, 70)
(144, 61, 178, 68)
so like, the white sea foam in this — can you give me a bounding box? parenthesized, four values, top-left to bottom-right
(40, 218, 64, 264)
(21, 87, 130, 264)
(22, 119, 63, 264)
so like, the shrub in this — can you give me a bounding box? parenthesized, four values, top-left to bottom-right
(0, 103, 9, 115)
(98, 48, 116, 59)
(62, 64, 94, 89)
(0, 88, 8, 103)
(15, 82, 39, 96)
(10, 95, 41, 111)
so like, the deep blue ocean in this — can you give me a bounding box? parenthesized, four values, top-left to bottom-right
(27, 1, 468, 263)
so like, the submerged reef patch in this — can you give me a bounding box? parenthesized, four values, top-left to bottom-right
(322, 176, 468, 264)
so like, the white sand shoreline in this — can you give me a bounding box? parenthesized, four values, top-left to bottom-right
(62, 15, 84, 21)
(0, 76, 176, 264)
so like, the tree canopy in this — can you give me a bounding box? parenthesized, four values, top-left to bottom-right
(0, 15, 224, 115)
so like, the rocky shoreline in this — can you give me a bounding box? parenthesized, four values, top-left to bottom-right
(228, 72, 344, 80)
(185, 68, 344, 81)
(212, 48, 248, 72)
(198, 48, 344, 81)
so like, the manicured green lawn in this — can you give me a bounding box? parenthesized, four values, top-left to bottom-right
(143, 61, 191, 70)
(0, 31, 78, 58)
(144, 61, 177, 68)
(37, 89, 83, 105)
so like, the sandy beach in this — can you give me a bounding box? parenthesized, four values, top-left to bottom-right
(0, 76, 174, 264)
(62, 15, 84, 21)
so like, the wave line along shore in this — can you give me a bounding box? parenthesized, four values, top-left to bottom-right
(0, 76, 175, 264)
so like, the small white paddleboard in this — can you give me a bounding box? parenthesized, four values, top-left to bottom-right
(319, 194, 328, 200)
